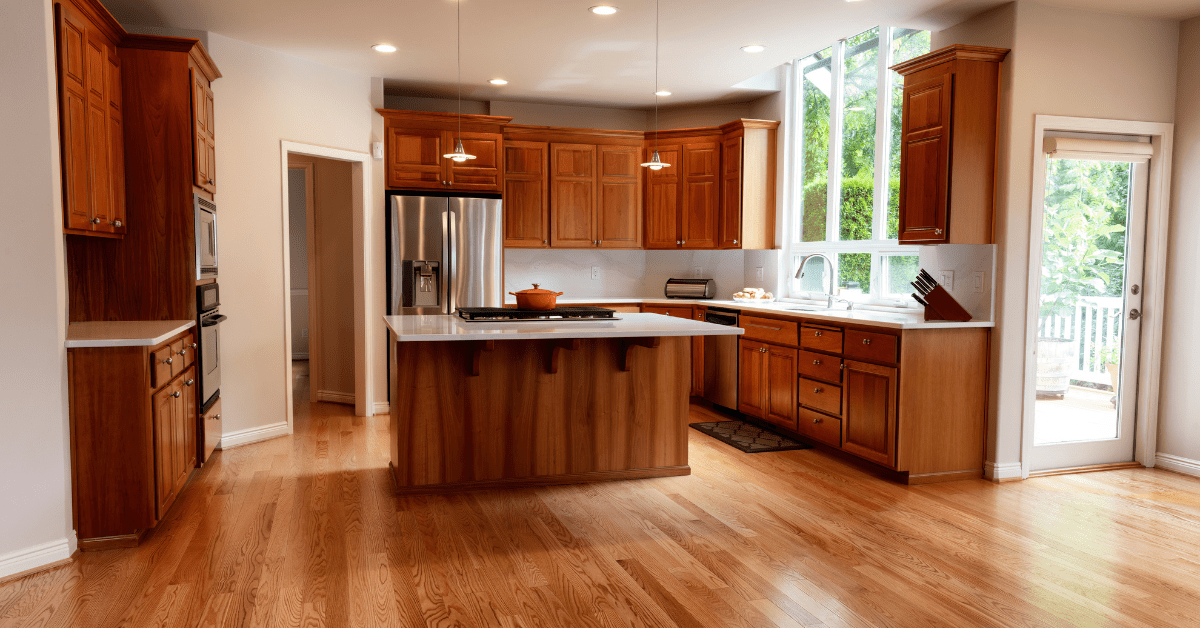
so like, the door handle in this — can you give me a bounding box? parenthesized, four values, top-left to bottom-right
(1129, 308, 1142, 321)
(744, 323, 781, 331)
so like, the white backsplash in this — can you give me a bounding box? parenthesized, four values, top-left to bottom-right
(504, 249, 751, 300)
(743, 249, 785, 296)
(918, 244, 996, 321)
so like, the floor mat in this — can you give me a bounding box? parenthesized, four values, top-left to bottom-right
(689, 419, 812, 453)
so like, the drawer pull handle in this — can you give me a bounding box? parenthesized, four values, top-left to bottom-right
(813, 418, 823, 424)
(813, 359, 821, 365)
(745, 323, 782, 331)
(185, 379, 194, 386)
(172, 391, 181, 398)
(862, 338, 871, 345)
(759, 348, 767, 353)
(814, 331, 823, 337)
(813, 387, 822, 393)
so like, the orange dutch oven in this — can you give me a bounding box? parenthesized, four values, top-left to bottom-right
(509, 284, 563, 311)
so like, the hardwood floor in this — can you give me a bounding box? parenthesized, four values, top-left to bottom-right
(5, 364, 1200, 627)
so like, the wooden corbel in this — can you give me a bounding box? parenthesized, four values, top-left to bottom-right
(547, 339, 581, 374)
(620, 336, 661, 371)
(470, 340, 495, 376)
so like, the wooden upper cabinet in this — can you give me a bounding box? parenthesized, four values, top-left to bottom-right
(718, 119, 778, 250)
(720, 135, 743, 248)
(379, 109, 511, 193)
(190, 66, 217, 195)
(549, 143, 597, 248)
(643, 144, 682, 249)
(502, 141, 549, 247)
(841, 359, 898, 468)
(596, 145, 642, 248)
(892, 45, 1008, 244)
(680, 141, 720, 249)
(56, 0, 125, 238)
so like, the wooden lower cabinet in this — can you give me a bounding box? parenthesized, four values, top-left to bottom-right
(69, 328, 199, 549)
(840, 360, 897, 468)
(737, 339, 797, 430)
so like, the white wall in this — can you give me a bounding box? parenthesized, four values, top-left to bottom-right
(1158, 16, 1200, 463)
(491, 100, 646, 129)
(205, 33, 376, 437)
(0, 0, 75, 577)
(933, 1, 1180, 473)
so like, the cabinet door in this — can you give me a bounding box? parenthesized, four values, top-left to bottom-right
(680, 141, 720, 249)
(738, 339, 767, 419)
(57, 3, 92, 231)
(719, 136, 743, 248)
(84, 32, 112, 230)
(191, 69, 216, 193)
(643, 145, 681, 249)
(596, 145, 642, 248)
(764, 345, 798, 430)
(105, 53, 126, 234)
(841, 359, 898, 467)
(549, 143, 597, 248)
(447, 131, 502, 192)
(502, 141, 549, 247)
(386, 126, 447, 189)
(898, 73, 953, 244)
(692, 309, 705, 398)
(153, 382, 177, 520)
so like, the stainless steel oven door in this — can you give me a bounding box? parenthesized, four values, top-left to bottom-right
(200, 310, 225, 404)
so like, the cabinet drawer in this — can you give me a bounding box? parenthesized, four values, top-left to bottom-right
(741, 315, 798, 345)
(798, 350, 842, 384)
(151, 345, 173, 388)
(169, 339, 186, 378)
(176, 333, 196, 371)
(800, 324, 843, 354)
(798, 376, 841, 416)
(796, 407, 841, 447)
(844, 330, 898, 364)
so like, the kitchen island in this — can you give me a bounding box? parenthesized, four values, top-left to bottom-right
(383, 313, 741, 492)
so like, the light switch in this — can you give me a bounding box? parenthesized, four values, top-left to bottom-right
(940, 270, 955, 291)
(693, 266, 703, 278)
(755, 266, 764, 281)
(973, 271, 985, 293)
(371, 141, 384, 160)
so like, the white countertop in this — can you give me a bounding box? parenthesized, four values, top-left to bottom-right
(384, 313, 744, 342)
(66, 320, 196, 348)
(502, 297, 995, 330)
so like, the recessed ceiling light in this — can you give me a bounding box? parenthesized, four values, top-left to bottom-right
(372, 44, 397, 53)
(741, 45, 765, 53)
(489, 78, 508, 85)
(655, 90, 672, 96)
(589, 5, 619, 15)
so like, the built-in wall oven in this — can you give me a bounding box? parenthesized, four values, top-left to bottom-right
(197, 283, 225, 408)
(195, 194, 218, 280)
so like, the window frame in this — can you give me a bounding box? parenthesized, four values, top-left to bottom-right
(785, 26, 925, 308)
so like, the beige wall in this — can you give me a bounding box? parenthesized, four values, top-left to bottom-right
(0, 0, 74, 575)
(288, 155, 356, 399)
(205, 32, 376, 437)
(933, 1, 1180, 471)
(1159, 16, 1200, 462)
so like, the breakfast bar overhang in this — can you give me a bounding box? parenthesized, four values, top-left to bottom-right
(383, 313, 742, 493)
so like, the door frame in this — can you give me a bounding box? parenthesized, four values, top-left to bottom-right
(279, 141, 374, 425)
(1019, 115, 1174, 478)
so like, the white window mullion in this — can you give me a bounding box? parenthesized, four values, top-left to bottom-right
(791, 60, 806, 245)
(872, 28, 894, 242)
(826, 39, 846, 244)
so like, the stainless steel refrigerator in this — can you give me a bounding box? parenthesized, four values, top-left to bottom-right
(387, 193, 504, 315)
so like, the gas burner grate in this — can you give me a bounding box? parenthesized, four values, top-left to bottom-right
(457, 306, 617, 321)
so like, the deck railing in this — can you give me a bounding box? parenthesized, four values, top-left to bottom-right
(1038, 296, 1124, 385)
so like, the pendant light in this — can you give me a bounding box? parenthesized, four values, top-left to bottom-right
(443, 0, 475, 163)
(640, 0, 670, 170)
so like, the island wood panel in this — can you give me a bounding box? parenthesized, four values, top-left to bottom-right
(390, 336, 690, 490)
(66, 44, 197, 322)
(896, 327, 989, 482)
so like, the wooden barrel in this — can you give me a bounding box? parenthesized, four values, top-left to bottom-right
(1036, 338, 1075, 399)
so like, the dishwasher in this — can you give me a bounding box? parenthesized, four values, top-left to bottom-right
(702, 307, 740, 410)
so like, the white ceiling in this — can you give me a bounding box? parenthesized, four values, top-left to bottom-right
(101, 0, 1199, 108)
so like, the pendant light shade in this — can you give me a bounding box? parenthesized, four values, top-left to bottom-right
(641, 0, 670, 170)
(444, 0, 475, 162)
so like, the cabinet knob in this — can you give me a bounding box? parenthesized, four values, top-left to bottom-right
(732, 239, 738, 245)
(110, 220, 123, 228)
(543, 240, 548, 244)
(813, 359, 821, 365)
(840, 364, 845, 370)
(677, 240, 682, 245)
(185, 379, 194, 386)
(178, 348, 188, 355)
(172, 391, 181, 398)
(813, 418, 823, 424)
(208, 179, 215, 185)
(814, 331, 823, 337)
(681, 240, 686, 245)
(214, 414, 221, 420)
(191, 343, 198, 349)
(862, 338, 871, 345)
(91, 217, 101, 224)
(814, 387, 822, 393)
(165, 357, 174, 364)
(934, 228, 943, 235)
(759, 347, 767, 353)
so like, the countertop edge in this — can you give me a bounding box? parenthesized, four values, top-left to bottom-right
(384, 314, 745, 342)
(66, 320, 197, 348)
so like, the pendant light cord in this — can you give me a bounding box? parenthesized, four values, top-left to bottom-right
(457, 0, 462, 142)
(653, 0, 660, 154)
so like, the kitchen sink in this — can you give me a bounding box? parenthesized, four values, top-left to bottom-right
(783, 305, 828, 312)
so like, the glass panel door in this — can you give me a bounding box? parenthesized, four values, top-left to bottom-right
(1030, 156, 1148, 471)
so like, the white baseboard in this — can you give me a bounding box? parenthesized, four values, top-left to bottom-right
(373, 402, 390, 415)
(316, 390, 355, 405)
(985, 461, 1023, 482)
(218, 421, 291, 450)
(1155, 453, 1200, 477)
(0, 538, 73, 580)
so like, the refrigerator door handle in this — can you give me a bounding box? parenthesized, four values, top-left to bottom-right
(442, 210, 451, 315)
(447, 209, 458, 315)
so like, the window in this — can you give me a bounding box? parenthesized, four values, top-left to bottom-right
(788, 27, 930, 305)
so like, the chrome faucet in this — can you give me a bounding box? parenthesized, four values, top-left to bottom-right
(795, 253, 853, 310)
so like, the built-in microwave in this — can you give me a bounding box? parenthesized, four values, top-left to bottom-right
(195, 194, 217, 279)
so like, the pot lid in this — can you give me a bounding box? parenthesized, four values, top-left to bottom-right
(512, 283, 559, 295)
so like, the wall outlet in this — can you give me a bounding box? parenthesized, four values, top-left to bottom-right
(301, 328, 308, 338)
(591, 266, 599, 280)
(755, 266, 764, 281)
(973, 271, 985, 293)
(692, 266, 703, 278)
(940, 270, 955, 291)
